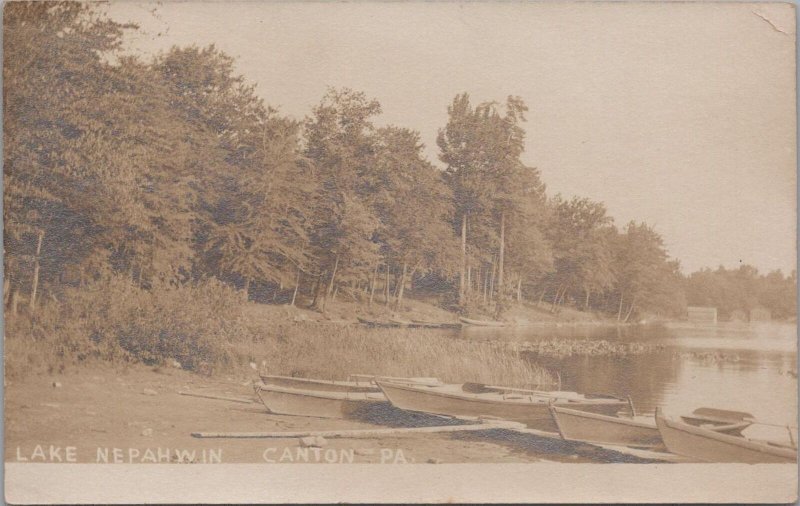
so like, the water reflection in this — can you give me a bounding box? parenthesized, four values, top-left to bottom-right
(458, 322, 797, 427)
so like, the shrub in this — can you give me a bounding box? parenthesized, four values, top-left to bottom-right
(5, 275, 249, 377)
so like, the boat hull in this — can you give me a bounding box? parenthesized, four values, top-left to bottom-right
(459, 317, 508, 327)
(656, 410, 796, 463)
(378, 382, 626, 431)
(255, 384, 387, 419)
(550, 406, 662, 448)
(260, 375, 378, 393)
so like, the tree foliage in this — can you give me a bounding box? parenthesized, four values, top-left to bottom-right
(4, 5, 794, 323)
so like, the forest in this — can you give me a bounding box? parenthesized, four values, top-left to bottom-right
(4, 2, 796, 346)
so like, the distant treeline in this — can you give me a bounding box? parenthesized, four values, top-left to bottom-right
(4, 4, 795, 323)
(685, 266, 796, 321)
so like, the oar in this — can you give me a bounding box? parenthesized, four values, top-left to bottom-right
(464, 383, 570, 398)
(691, 407, 755, 423)
(691, 407, 798, 429)
(349, 374, 441, 387)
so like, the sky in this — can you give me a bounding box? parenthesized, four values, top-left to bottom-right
(105, 1, 797, 275)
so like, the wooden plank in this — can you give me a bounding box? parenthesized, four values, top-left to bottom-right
(179, 391, 255, 404)
(192, 419, 526, 439)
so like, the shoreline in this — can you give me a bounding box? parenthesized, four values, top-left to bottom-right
(5, 364, 649, 464)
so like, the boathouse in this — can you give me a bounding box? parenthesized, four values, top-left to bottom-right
(687, 306, 717, 324)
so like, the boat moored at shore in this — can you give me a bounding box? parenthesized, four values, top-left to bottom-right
(377, 381, 627, 431)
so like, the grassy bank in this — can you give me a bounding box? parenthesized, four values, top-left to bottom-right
(233, 324, 553, 387)
(5, 276, 553, 388)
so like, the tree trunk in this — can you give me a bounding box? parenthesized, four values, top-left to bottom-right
(290, 270, 300, 306)
(312, 275, 327, 312)
(467, 264, 472, 297)
(327, 254, 339, 297)
(584, 288, 591, 310)
(393, 270, 403, 298)
(482, 267, 488, 304)
(489, 257, 496, 302)
(498, 211, 505, 297)
(551, 284, 563, 312)
(538, 287, 547, 306)
(394, 262, 407, 311)
(555, 285, 567, 312)
(384, 264, 390, 306)
(369, 263, 378, 307)
(617, 293, 624, 322)
(624, 298, 636, 323)
(11, 289, 19, 316)
(3, 276, 10, 306)
(459, 213, 467, 304)
(331, 286, 339, 303)
(517, 278, 522, 302)
(29, 229, 44, 313)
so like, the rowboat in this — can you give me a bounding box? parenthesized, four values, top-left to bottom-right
(254, 383, 388, 419)
(412, 319, 462, 329)
(376, 381, 627, 431)
(260, 374, 441, 393)
(260, 374, 379, 393)
(389, 317, 414, 327)
(655, 408, 797, 463)
(459, 316, 509, 327)
(550, 406, 663, 448)
(357, 317, 397, 328)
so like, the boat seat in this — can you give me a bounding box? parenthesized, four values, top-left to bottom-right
(701, 421, 751, 434)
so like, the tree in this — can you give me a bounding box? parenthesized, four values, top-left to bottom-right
(372, 127, 459, 310)
(503, 167, 553, 303)
(548, 196, 615, 312)
(304, 88, 382, 311)
(612, 222, 680, 321)
(3, 3, 198, 310)
(438, 94, 533, 311)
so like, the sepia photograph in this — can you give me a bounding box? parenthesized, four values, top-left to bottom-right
(3, 1, 797, 503)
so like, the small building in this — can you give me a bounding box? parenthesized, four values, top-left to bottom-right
(687, 306, 717, 324)
(749, 306, 772, 322)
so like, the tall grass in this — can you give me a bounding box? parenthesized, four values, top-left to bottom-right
(235, 325, 554, 388)
(5, 275, 553, 387)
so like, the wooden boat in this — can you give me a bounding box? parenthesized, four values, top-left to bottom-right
(549, 405, 760, 449)
(254, 383, 388, 419)
(655, 408, 797, 463)
(260, 374, 379, 393)
(260, 374, 441, 393)
(412, 320, 463, 329)
(459, 316, 509, 327)
(376, 381, 627, 431)
(389, 317, 414, 327)
(550, 406, 663, 448)
(348, 374, 441, 385)
(357, 317, 404, 328)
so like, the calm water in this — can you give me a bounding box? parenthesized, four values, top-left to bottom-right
(458, 322, 798, 430)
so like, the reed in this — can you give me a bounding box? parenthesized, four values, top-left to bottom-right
(232, 324, 555, 388)
(5, 275, 553, 387)
(510, 338, 663, 358)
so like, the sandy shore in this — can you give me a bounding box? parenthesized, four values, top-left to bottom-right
(6, 364, 638, 464)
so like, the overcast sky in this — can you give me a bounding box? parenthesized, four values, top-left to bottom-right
(106, 2, 796, 275)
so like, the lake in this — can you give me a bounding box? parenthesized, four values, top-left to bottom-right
(458, 321, 797, 438)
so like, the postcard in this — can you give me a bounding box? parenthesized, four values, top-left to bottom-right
(3, 1, 797, 503)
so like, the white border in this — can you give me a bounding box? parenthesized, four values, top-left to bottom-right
(4, 463, 797, 504)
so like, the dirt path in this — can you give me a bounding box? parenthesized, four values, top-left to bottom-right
(6, 364, 602, 464)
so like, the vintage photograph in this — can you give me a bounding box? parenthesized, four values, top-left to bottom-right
(3, 1, 797, 503)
